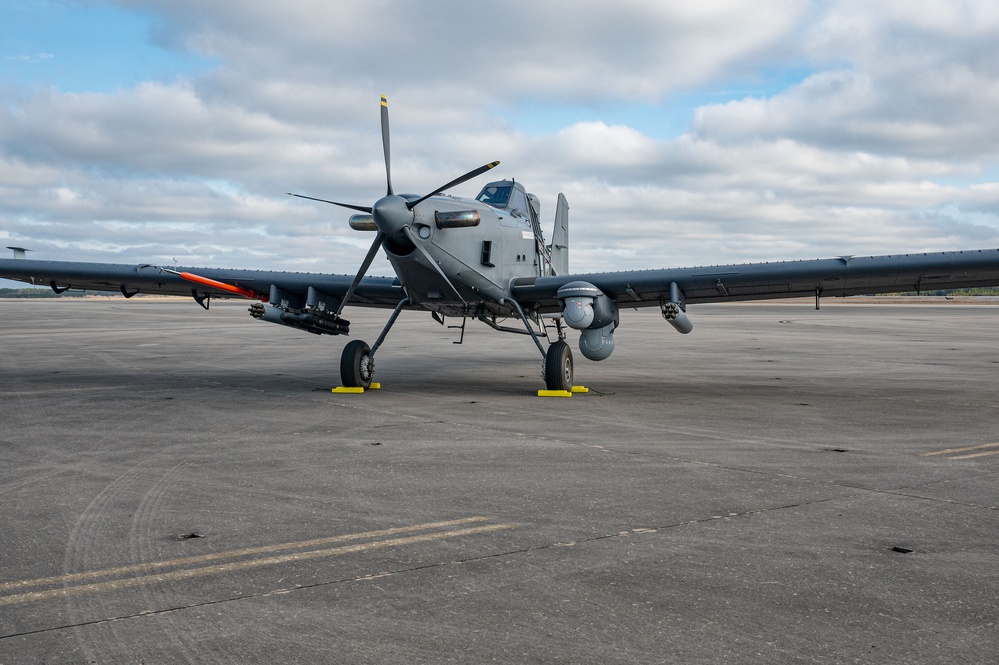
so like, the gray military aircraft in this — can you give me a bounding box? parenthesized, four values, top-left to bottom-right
(3, 96, 999, 392)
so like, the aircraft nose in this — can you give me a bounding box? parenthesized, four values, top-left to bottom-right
(372, 195, 413, 238)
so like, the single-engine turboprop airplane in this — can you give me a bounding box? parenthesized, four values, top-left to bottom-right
(3, 96, 999, 392)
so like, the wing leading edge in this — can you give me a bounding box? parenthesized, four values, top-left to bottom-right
(512, 249, 999, 311)
(0, 259, 405, 308)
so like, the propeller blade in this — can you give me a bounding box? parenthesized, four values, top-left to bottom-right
(381, 95, 393, 196)
(402, 226, 466, 304)
(286, 193, 372, 214)
(335, 231, 385, 317)
(406, 161, 500, 210)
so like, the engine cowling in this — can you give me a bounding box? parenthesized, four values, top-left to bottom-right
(557, 281, 619, 361)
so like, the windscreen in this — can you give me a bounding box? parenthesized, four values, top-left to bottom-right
(475, 185, 512, 208)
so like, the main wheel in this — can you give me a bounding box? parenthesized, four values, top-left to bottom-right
(340, 339, 373, 388)
(544, 340, 573, 391)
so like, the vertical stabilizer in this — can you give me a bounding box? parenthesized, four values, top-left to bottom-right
(550, 193, 569, 275)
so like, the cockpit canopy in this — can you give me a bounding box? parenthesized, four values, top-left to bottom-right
(476, 180, 517, 209)
(475, 180, 541, 226)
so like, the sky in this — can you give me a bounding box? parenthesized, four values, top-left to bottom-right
(2, 0, 999, 284)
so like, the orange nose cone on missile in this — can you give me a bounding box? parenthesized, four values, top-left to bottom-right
(177, 271, 266, 300)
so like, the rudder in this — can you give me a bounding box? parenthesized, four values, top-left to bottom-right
(550, 193, 569, 275)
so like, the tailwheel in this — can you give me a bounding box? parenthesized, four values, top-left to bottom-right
(341, 339, 373, 388)
(544, 340, 573, 391)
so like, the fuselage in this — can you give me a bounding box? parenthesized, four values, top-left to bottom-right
(381, 180, 546, 316)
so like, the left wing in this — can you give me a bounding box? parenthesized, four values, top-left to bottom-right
(513, 248, 999, 311)
(0, 259, 404, 309)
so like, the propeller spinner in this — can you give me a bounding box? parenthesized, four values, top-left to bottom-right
(288, 95, 499, 317)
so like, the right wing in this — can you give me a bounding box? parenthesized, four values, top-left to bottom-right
(513, 248, 999, 311)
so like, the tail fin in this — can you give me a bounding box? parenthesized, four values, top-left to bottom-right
(550, 193, 569, 275)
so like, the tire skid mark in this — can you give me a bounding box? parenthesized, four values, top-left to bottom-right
(2, 517, 511, 605)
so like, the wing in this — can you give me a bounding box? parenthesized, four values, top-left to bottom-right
(512, 249, 999, 311)
(0, 259, 405, 308)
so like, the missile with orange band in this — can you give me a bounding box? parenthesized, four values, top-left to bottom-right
(163, 269, 266, 300)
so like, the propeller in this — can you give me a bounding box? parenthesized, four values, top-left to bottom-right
(334, 230, 386, 317)
(285, 193, 371, 214)
(381, 95, 393, 196)
(405, 160, 500, 210)
(288, 96, 499, 317)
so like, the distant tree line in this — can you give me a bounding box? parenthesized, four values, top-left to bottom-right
(884, 287, 999, 296)
(0, 287, 86, 298)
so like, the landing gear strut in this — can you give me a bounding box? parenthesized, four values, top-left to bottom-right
(338, 297, 410, 389)
(544, 340, 573, 391)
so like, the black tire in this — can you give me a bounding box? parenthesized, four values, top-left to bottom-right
(544, 340, 573, 391)
(340, 339, 373, 388)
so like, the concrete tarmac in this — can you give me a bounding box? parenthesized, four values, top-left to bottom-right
(1, 298, 997, 664)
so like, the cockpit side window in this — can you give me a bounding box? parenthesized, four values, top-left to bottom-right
(476, 185, 513, 208)
(508, 188, 530, 217)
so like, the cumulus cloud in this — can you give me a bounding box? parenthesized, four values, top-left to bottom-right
(695, 1, 999, 160)
(135, 0, 808, 101)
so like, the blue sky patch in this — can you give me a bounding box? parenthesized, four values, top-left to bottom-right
(1, 1, 215, 92)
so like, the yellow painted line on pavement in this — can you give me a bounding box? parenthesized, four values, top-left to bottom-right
(921, 442, 999, 459)
(0, 522, 516, 606)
